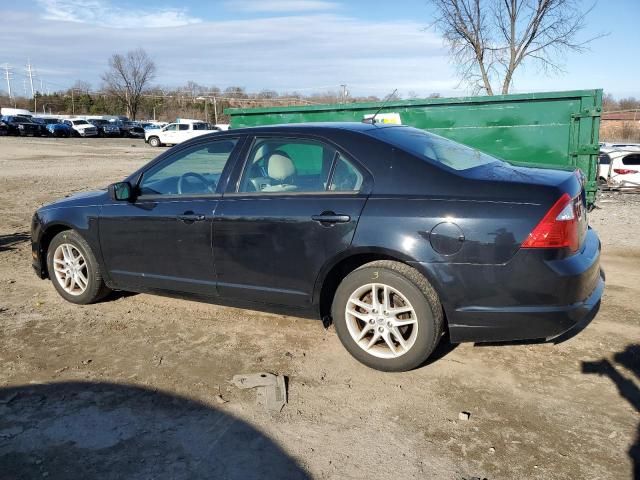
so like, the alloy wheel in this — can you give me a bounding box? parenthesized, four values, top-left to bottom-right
(52, 243, 89, 296)
(345, 283, 418, 358)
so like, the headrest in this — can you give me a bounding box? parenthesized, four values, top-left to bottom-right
(268, 153, 296, 181)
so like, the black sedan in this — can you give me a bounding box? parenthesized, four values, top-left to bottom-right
(31, 123, 604, 371)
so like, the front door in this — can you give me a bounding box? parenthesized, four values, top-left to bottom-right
(214, 135, 371, 307)
(160, 123, 179, 144)
(100, 137, 242, 295)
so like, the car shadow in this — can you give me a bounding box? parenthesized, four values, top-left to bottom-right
(419, 333, 459, 368)
(0, 232, 30, 253)
(582, 344, 640, 479)
(0, 381, 309, 479)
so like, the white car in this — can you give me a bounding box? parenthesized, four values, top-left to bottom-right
(599, 146, 640, 189)
(145, 122, 213, 147)
(62, 119, 99, 137)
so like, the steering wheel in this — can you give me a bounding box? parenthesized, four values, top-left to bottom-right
(177, 172, 215, 195)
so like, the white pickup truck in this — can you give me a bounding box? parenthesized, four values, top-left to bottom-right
(145, 121, 213, 147)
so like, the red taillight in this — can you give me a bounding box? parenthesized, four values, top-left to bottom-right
(613, 168, 638, 175)
(522, 193, 579, 251)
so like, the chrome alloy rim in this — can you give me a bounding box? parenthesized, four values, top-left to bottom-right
(345, 283, 418, 359)
(53, 243, 89, 296)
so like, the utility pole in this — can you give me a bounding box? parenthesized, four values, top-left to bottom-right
(26, 60, 35, 98)
(340, 84, 347, 104)
(2, 63, 12, 98)
(213, 96, 218, 124)
(204, 98, 208, 122)
(71, 88, 75, 115)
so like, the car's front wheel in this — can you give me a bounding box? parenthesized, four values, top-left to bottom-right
(47, 230, 111, 304)
(148, 136, 161, 147)
(332, 260, 444, 372)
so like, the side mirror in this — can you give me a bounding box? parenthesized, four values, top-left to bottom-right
(109, 181, 133, 201)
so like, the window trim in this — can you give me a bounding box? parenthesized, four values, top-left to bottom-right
(231, 134, 371, 196)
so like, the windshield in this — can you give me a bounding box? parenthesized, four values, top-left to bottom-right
(74, 120, 90, 125)
(371, 126, 503, 171)
(91, 119, 108, 125)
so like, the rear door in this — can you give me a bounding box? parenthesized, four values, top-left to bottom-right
(213, 135, 372, 307)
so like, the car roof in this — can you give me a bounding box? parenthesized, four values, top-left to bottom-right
(217, 121, 409, 135)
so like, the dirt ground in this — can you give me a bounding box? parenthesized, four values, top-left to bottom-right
(0, 136, 638, 480)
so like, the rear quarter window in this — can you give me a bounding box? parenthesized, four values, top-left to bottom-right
(370, 127, 502, 171)
(622, 154, 640, 166)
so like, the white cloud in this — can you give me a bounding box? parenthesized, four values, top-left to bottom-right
(0, 9, 455, 97)
(227, 0, 340, 13)
(36, 0, 202, 28)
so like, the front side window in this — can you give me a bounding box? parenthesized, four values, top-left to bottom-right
(139, 139, 238, 196)
(239, 138, 339, 193)
(164, 124, 178, 131)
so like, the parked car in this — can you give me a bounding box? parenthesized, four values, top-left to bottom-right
(599, 146, 640, 189)
(117, 121, 145, 138)
(30, 123, 604, 372)
(0, 118, 8, 136)
(145, 121, 212, 147)
(140, 122, 168, 131)
(88, 119, 121, 137)
(33, 117, 72, 137)
(1, 115, 46, 136)
(62, 119, 99, 137)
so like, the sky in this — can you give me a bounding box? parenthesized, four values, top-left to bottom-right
(0, 0, 638, 99)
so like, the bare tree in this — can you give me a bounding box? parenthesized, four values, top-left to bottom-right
(102, 48, 156, 119)
(428, 0, 602, 95)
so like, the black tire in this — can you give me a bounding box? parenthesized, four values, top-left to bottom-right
(148, 136, 161, 147)
(46, 230, 111, 304)
(332, 260, 444, 372)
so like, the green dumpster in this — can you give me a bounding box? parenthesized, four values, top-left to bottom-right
(226, 89, 602, 205)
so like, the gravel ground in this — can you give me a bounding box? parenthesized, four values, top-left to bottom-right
(0, 136, 638, 480)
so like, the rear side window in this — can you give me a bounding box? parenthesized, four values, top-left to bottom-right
(370, 127, 503, 171)
(239, 138, 334, 193)
(622, 154, 640, 166)
(329, 154, 364, 191)
(178, 124, 189, 131)
(238, 138, 364, 194)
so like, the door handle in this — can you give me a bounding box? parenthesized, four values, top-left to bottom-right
(177, 213, 206, 223)
(311, 212, 351, 224)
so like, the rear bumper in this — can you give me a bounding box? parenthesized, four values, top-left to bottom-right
(447, 271, 604, 343)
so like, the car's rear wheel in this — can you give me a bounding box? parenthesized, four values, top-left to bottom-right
(148, 136, 161, 147)
(47, 230, 111, 304)
(332, 260, 443, 372)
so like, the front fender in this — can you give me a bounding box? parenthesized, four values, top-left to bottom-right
(32, 205, 102, 279)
